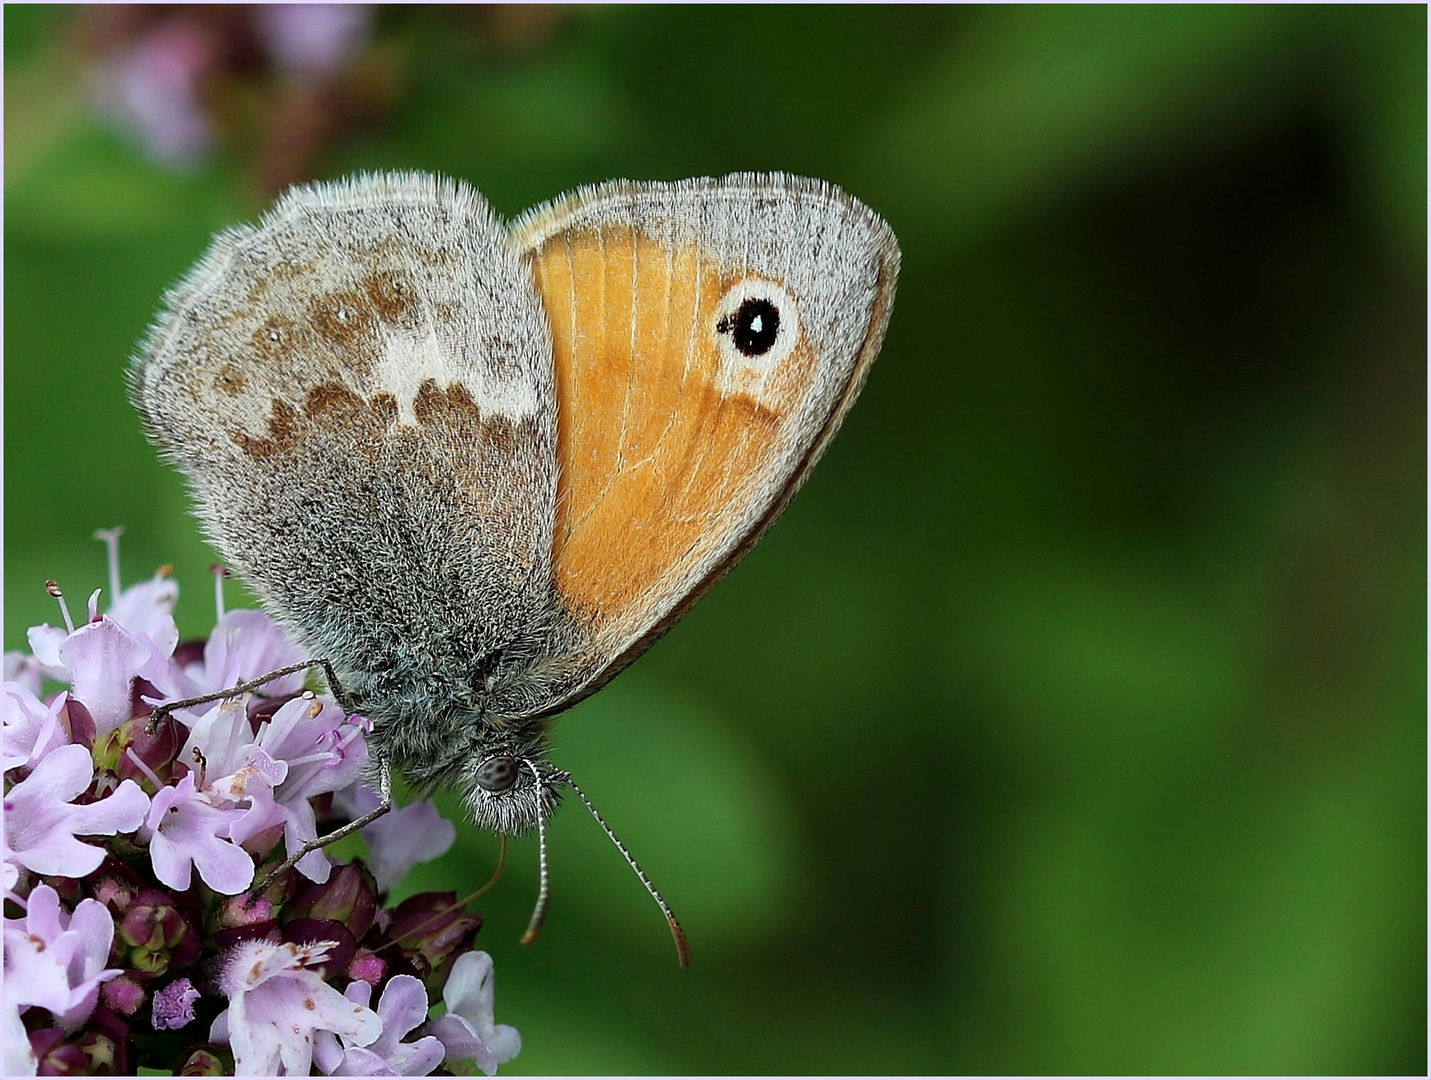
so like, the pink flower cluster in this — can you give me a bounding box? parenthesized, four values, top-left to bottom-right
(3, 534, 518, 1076)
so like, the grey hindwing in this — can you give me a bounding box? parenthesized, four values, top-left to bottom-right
(131, 173, 561, 775)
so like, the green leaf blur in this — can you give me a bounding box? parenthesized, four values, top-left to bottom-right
(5, 6, 1424, 1074)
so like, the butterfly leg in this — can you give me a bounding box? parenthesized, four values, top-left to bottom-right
(147, 657, 355, 732)
(250, 758, 393, 894)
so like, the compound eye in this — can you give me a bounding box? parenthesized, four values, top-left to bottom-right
(475, 754, 519, 793)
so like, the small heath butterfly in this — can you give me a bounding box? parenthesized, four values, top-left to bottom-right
(131, 172, 899, 965)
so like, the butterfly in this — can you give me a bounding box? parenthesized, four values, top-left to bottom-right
(131, 171, 899, 965)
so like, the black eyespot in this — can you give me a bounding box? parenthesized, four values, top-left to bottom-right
(475, 755, 518, 793)
(718, 297, 781, 357)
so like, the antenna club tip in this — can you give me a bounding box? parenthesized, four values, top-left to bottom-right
(671, 922, 691, 970)
(520, 928, 541, 947)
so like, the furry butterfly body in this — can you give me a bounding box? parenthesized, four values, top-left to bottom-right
(131, 171, 899, 932)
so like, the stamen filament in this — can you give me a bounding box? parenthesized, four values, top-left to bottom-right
(125, 747, 164, 789)
(94, 527, 124, 604)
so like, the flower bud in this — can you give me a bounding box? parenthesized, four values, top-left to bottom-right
(346, 947, 386, 985)
(100, 974, 146, 1016)
(386, 891, 482, 994)
(75, 1007, 131, 1075)
(178, 1045, 229, 1076)
(90, 878, 136, 914)
(113, 712, 182, 791)
(282, 860, 378, 937)
(236, 820, 286, 860)
(29, 1029, 88, 1076)
(117, 889, 200, 975)
(60, 698, 96, 750)
(217, 891, 273, 928)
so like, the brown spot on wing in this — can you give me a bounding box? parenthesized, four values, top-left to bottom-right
(413, 378, 484, 429)
(253, 315, 302, 360)
(213, 364, 246, 396)
(363, 270, 418, 324)
(234, 397, 303, 460)
(303, 382, 367, 426)
(370, 392, 399, 428)
(309, 291, 374, 345)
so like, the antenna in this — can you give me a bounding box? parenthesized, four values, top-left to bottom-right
(520, 760, 552, 947)
(568, 776, 690, 970)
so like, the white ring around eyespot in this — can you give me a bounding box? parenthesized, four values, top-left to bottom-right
(712, 276, 800, 382)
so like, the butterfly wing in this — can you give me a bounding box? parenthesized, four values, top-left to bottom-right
(503, 173, 899, 718)
(131, 173, 560, 734)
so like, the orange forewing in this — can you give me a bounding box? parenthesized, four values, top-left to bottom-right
(528, 226, 818, 628)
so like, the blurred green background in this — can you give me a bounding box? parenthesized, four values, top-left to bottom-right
(5, 5, 1426, 1074)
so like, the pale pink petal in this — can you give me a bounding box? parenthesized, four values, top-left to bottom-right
(69, 778, 149, 836)
(2, 926, 74, 1016)
(4, 650, 44, 697)
(373, 976, 444, 1075)
(426, 1015, 497, 1076)
(318, 975, 442, 1077)
(3, 683, 70, 771)
(257, 4, 371, 76)
(60, 618, 149, 737)
(357, 798, 455, 893)
(218, 939, 380, 1076)
(26, 625, 68, 671)
(325, 1046, 393, 1075)
(4, 992, 37, 1074)
(2, 886, 122, 1032)
(190, 609, 306, 700)
(3, 744, 145, 878)
(24, 881, 66, 939)
(429, 951, 519, 1074)
(178, 697, 255, 780)
(262, 698, 369, 804)
(283, 795, 332, 883)
(108, 574, 179, 643)
(143, 773, 251, 894)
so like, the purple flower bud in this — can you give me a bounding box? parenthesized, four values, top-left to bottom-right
(75, 1007, 132, 1075)
(385, 891, 482, 995)
(116, 889, 200, 975)
(29, 1029, 88, 1076)
(151, 977, 200, 1031)
(99, 974, 146, 1016)
(111, 712, 183, 791)
(60, 698, 96, 750)
(235, 819, 286, 860)
(346, 947, 385, 985)
(217, 891, 272, 928)
(29, 1009, 132, 1076)
(89, 874, 137, 913)
(282, 859, 377, 937)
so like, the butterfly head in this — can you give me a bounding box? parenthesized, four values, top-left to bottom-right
(458, 733, 568, 838)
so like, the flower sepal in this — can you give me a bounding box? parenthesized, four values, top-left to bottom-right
(384, 891, 483, 996)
